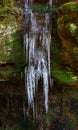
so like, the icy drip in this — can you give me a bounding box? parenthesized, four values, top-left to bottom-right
(45, 14, 49, 31)
(42, 59, 49, 111)
(24, 34, 28, 61)
(31, 12, 38, 33)
(24, 12, 51, 112)
(27, 66, 35, 107)
(24, 0, 28, 9)
(24, 0, 33, 8)
(49, 0, 52, 7)
(28, 35, 36, 65)
(45, 14, 51, 77)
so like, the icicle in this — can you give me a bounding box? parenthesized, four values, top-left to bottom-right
(26, 66, 35, 110)
(24, 0, 29, 9)
(46, 34, 51, 77)
(42, 58, 49, 112)
(45, 14, 51, 79)
(24, 34, 29, 62)
(49, 0, 52, 7)
(31, 13, 38, 32)
(42, 27, 51, 78)
(45, 13, 49, 31)
(28, 34, 36, 65)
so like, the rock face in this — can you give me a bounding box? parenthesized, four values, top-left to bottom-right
(58, 2, 78, 73)
(0, 9, 25, 81)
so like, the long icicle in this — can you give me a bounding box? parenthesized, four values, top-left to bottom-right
(24, 2, 51, 113)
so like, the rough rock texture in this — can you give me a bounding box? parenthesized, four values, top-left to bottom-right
(58, 2, 78, 73)
(0, 3, 25, 81)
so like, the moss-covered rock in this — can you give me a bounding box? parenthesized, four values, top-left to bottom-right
(58, 2, 78, 75)
(59, 0, 78, 5)
(0, 5, 25, 81)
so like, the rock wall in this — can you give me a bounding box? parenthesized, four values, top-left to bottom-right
(58, 1, 78, 73)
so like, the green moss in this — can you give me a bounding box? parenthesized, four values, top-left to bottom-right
(31, 5, 57, 13)
(50, 43, 61, 54)
(0, 24, 25, 80)
(0, 3, 25, 81)
(65, 2, 78, 12)
(73, 49, 78, 54)
(52, 65, 77, 84)
(0, 6, 13, 13)
(61, 15, 71, 25)
(0, 31, 25, 64)
(3, 0, 9, 6)
(0, 6, 23, 26)
(50, 43, 78, 84)
(65, 113, 78, 129)
(9, 31, 25, 66)
(59, 2, 78, 13)
(0, 7, 23, 16)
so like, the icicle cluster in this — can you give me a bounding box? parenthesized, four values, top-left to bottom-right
(24, 0, 51, 113)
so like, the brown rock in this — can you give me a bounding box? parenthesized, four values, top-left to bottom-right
(58, 2, 78, 72)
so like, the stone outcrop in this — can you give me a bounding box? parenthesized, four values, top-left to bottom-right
(0, 5, 25, 81)
(58, 1, 78, 73)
